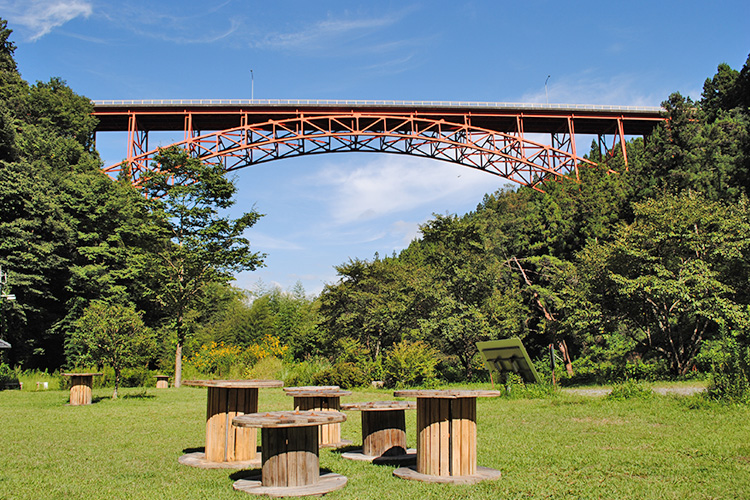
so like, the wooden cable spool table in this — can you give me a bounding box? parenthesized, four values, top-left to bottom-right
(155, 375, 169, 389)
(232, 410, 348, 497)
(284, 388, 352, 448)
(178, 379, 283, 469)
(391, 389, 503, 484)
(62, 373, 102, 406)
(340, 400, 417, 463)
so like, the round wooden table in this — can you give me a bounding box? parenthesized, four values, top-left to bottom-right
(391, 389, 503, 484)
(232, 410, 348, 497)
(62, 373, 102, 406)
(340, 401, 416, 463)
(155, 375, 169, 389)
(179, 379, 283, 469)
(285, 388, 352, 448)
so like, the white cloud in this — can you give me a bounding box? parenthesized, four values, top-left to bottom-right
(242, 231, 303, 251)
(308, 155, 497, 226)
(0, 0, 92, 41)
(520, 73, 665, 108)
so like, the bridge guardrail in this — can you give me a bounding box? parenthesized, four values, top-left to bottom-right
(91, 98, 663, 114)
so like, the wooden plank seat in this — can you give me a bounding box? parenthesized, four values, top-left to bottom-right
(178, 379, 283, 469)
(285, 388, 353, 448)
(232, 410, 348, 497)
(340, 400, 417, 463)
(391, 389, 503, 484)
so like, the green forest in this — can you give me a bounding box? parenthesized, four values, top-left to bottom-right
(1, 19, 749, 400)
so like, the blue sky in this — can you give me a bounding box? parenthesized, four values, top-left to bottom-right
(2, 0, 749, 296)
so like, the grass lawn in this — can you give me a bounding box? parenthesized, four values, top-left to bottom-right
(1, 384, 748, 499)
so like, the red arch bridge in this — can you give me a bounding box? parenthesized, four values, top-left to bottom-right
(93, 100, 664, 190)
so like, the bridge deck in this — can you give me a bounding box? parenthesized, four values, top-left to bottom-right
(92, 100, 663, 136)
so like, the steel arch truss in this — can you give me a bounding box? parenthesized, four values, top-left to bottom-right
(106, 113, 597, 189)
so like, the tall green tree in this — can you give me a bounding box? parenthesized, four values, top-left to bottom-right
(140, 146, 265, 386)
(574, 193, 750, 375)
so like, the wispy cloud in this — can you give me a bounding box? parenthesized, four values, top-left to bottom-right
(0, 0, 92, 41)
(255, 14, 402, 51)
(99, 1, 240, 45)
(243, 231, 304, 251)
(520, 73, 665, 107)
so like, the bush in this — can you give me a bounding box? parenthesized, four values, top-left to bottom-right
(312, 362, 369, 389)
(558, 356, 669, 386)
(607, 379, 654, 401)
(499, 373, 557, 399)
(0, 362, 20, 389)
(245, 356, 283, 380)
(707, 337, 750, 404)
(279, 357, 332, 387)
(383, 340, 438, 388)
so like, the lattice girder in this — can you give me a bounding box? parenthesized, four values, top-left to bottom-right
(106, 113, 599, 189)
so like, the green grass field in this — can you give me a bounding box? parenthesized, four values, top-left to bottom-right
(1, 385, 748, 499)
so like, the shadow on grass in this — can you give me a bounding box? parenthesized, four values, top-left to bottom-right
(123, 391, 155, 399)
(330, 444, 360, 454)
(182, 447, 205, 454)
(229, 467, 335, 481)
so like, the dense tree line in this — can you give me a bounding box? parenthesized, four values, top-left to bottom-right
(1, 16, 748, 394)
(0, 20, 263, 382)
(317, 53, 750, 385)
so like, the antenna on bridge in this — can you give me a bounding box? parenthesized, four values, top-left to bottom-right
(545, 75, 550, 104)
(251, 69, 254, 101)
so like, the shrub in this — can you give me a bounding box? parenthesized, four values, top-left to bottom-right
(279, 357, 332, 387)
(607, 379, 654, 401)
(245, 356, 283, 380)
(312, 361, 369, 389)
(0, 362, 20, 389)
(383, 340, 438, 388)
(186, 341, 244, 377)
(246, 334, 289, 364)
(707, 337, 750, 404)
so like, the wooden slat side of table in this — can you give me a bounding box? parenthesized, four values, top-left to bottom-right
(206, 386, 259, 462)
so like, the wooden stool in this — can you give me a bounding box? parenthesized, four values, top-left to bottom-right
(179, 379, 283, 469)
(340, 401, 416, 463)
(285, 388, 352, 448)
(155, 375, 169, 389)
(392, 390, 503, 484)
(232, 410, 348, 497)
(63, 373, 102, 406)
